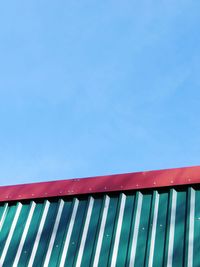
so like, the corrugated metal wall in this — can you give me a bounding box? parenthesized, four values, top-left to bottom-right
(0, 187, 198, 266)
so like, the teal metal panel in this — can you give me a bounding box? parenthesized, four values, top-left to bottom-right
(0, 187, 199, 266)
(80, 198, 102, 267)
(3, 203, 29, 266)
(193, 188, 200, 267)
(115, 194, 135, 267)
(151, 192, 168, 267)
(48, 200, 73, 266)
(17, 202, 46, 266)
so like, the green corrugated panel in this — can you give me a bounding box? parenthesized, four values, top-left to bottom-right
(0, 187, 198, 266)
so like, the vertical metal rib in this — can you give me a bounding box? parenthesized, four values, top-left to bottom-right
(111, 193, 126, 267)
(0, 203, 8, 232)
(75, 197, 94, 267)
(129, 192, 143, 267)
(43, 199, 65, 267)
(93, 195, 110, 267)
(148, 191, 159, 267)
(28, 200, 50, 267)
(167, 189, 177, 267)
(59, 198, 79, 267)
(188, 188, 195, 267)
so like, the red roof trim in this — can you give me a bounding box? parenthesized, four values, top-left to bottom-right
(0, 166, 200, 202)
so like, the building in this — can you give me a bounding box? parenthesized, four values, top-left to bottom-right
(0, 165, 199, 266)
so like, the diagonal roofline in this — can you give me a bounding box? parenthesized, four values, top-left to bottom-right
(0, 165, 200, 202)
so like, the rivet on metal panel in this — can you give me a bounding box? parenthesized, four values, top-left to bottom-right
(31, 194, 34, 196)
(188, 178, 191, 182)
(59, 191, 63, 194)
(142, 227, 145, 230)
(136, 184, 139, 187)
(89, 188, 92, 191)
(170, 180, 174, 184)
(44, 192, 48, 195)
(120, 185, 123, 189)
(104, 186, 107, 190)
(72, 242, 75, 245)
(56, 245, 59, 248)
(153, 181, 156, 185)
(18, 195, 21, 197)
(160, 224, 163, 227)
(24, 251, 27, 254)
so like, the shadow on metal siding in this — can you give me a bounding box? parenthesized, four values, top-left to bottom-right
(0, 187, 197, 266)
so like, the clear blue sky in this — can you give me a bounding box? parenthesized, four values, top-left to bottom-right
(0, 1, 200, 185)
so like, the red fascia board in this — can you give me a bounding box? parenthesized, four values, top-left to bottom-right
(0, 165, 200, 202)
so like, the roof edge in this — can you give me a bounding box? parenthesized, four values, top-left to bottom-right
(1, 165, 200, 202)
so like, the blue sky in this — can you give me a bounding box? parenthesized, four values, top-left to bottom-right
(0, 1, 200, 185)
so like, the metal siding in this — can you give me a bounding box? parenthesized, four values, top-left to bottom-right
(152, 191, 168, 266)
(18, 202, 46, 266)
(64, 198, 87, 267)
(3, 203, 28, 266)
(50, 199, 73, 266)
(98, 195, 119, 267)
(81, 197, 102, 267)
(0, 203, 8, 232)
(0, 187, 199, 266)
(91, 195, 110, 267)
(193, 189, 200, 267)
(115, 194, 135, 267)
